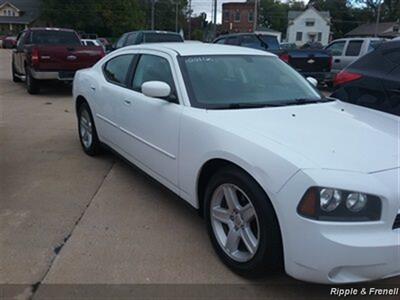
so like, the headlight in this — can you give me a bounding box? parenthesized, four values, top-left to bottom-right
(297, 187, 381, 221)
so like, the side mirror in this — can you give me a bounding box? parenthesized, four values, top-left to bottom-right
(307, 77, 318, 87)
(142, 81, 171, 99)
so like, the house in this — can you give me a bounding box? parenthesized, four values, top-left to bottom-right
(345, 22, 400, 39)
(0, 0, 41, 34)
(286, 6, 330, 46)
(221, 2, 255, 34)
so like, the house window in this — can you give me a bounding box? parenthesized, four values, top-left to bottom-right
(317, 32, 322, 42)
(248, 11, 254, 22)
(223, 10, 230, 22)
(305, 20, 315, 27)
(234, 11, 241, 22)
(296, 32, 303, 41)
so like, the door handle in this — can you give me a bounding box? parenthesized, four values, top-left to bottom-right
(123, 99, 132, 106)
(389, 89, 400, 94)
(90, 85, 96, 91)
(334, 59, 341, 63)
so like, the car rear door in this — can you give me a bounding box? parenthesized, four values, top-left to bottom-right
(95, 54, 136, 146)
(341, 40, 364, 69)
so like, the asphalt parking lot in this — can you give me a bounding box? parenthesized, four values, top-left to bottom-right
(0, 49, 398, 299)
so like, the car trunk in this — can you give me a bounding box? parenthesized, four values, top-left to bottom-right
(287, 50, 331, 73)
(33, 45, 103, 72)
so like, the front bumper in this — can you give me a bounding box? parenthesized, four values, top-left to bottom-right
(31, 69, 76, 81)
(275, 168, 400, 284)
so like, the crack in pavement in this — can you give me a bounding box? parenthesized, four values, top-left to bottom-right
(27, 159, 116, 300)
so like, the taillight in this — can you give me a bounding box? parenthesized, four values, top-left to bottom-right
(31, 48, 40, 67)
(334, 71, 362, 87)
(279, 53, 290, 63)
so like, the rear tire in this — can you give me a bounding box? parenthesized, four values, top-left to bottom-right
(12, 60, 21, 82)
(204, 166, 283, 277)
(25, 66, 40, 94)
(78, 102, 101, 156)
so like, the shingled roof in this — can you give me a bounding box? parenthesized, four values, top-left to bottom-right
(0, 0, 41, 24)
(345, 22, 400, 38)
(288, 7, 330, 22)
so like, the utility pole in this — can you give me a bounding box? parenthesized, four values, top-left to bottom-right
(175, 2, 179, 32)
(213, 0, 217, 38)
(374, 0, 382, 37)
(253, 0, 258, 32)
(188, 0, 192, 39)
(151, 0, 156, 30)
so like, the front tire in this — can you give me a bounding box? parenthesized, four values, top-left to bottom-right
(204, 166, 283, 277)
(78, 102, 101, 156)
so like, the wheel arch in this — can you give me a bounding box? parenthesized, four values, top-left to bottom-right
(196, 158, 276, 218)
(75, 95, 88, 115)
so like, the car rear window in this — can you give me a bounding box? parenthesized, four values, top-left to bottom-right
(31, 30, 81, 46)
(143, 33, 183, 43)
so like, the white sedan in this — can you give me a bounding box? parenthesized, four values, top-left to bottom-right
(73, 43, 400, 284)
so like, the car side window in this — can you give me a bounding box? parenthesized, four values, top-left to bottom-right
(382, 47, 400, 66)
(345, 41, 363, 56)
(126, 33, 138, 46)
(226, 37, 239, 45)
(240, 35, 264, 49)
(326, 41, 346, 56)
(132, 54, 177, 101)
(16, 31, 27, 48)
(116, 34, 127, 48)
(103, 54, 134, 86)
(215, 38, 226, 44)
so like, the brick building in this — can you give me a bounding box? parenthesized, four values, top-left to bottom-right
(221, 2, 255, 34)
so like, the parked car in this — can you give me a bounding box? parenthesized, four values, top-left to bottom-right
(3, 36, 17, 48)
(81, 39, 102, 47)
(331, 40, 400, 116)
(0, 35, 6, 48)
(73, 43, 399, 284)
(214, 33, 332, 84)
(98, 37, 112, 52)
(325, 37, 384, 74)
(12, 27, 105, 94)
(280, 42, 297, 50)
(114, 30, 183, 50)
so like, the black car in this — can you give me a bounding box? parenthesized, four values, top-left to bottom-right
(331, 40, 400, 116)
(214, 33, 332, 84)
(114, 30, 183, 50)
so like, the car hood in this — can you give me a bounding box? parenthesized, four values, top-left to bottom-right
(207, 101, 400, 173)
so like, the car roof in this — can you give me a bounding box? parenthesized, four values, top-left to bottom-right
(122, 42, 274, 56)
(125, 30, 180, 35)
(28, 27, 76, 32)
(331, 37, 383, 42)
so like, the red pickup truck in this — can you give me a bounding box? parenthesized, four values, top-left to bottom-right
(12, 28, 105, 94)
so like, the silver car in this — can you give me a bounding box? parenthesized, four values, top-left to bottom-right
(325, 38, 384, 74)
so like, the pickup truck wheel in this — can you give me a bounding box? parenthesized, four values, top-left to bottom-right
(12, 61, 21, 82)
(78, 102, 101, 156)
(204, 166, 283, 278)
(25, 66, 40, 94)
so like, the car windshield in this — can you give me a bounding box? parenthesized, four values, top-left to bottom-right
(143, 33, 183, 43)
(180, 55, 323, 109)
(31, 30, 81, 45)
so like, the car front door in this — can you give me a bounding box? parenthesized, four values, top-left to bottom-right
(325, 41, 346, 74)
(14, 31, 28, 74)
(95, 54, 136, 145)
(116, 51, 182, 186)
